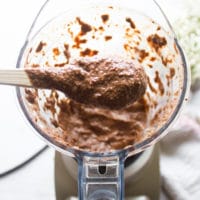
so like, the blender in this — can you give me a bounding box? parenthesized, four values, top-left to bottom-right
(16, 0, 190, 199)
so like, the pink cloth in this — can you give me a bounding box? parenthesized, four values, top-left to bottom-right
(160, 91, 200, 200)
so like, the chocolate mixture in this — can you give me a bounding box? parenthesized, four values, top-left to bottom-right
(26, 57, 147, 109)
(25, 89, 148, 151)
(22, 6, 182, 152)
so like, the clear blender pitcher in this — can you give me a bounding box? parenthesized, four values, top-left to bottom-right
(16, 0, 190, 199)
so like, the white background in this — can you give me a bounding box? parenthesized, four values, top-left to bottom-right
(0, 1, 55, 199)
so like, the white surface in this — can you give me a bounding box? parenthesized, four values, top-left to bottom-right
(0, 0, 56, 199)
(0, 149, 55, 200)
(0, 0, 47, 172)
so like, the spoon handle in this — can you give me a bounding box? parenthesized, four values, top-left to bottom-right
(0, 68, 32, 87)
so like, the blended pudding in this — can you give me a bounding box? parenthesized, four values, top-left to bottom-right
(20, 5, 184, 152)
(26, 56, 147, 109)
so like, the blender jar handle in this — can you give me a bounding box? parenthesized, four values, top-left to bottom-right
(77, 153, 125, 200)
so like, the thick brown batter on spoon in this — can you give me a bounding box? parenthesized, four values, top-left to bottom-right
(26, 56, 147, 109)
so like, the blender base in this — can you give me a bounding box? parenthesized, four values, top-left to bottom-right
(54, 144, 160, 200)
